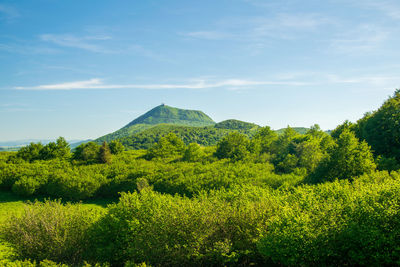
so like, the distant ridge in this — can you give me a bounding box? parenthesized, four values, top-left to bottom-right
(95, 104, 319, 148)
(96, 104, 215, 143)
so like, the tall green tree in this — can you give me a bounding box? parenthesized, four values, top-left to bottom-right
(55, 137, 71, 159)
(252, 126, 278, 154)
(40, 137, 71, 160)
(13, 142, 44, 162)
(99, 142, 112, 164)
(145, 133, 186, 160)
(356, 90, 400, 160)
(73, 142, 101, 163)
(109, 140, 124, 155)
(182, 143, 205, 162)
(311, 129, 376, 182)
(215, 132, 251, 161)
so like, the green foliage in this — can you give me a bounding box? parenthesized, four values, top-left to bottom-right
(96, 105, 215, 143)
(0, 259, 70, 266)
(125, 104, 215, 127)
(266, 126, 333, 175)
(182, 143, 205, 162)
(330, 120, 356, 139)
(97, 110, 260, 151)
(1, 200, 104, 265)
(275, 126, 309, 135)
(12, 143, 44, 162)
(1, 172, 400, 266)
(214, 119, 259, 131)
(11, 176, 41, 197)
(252, 126, 278, 154)
(356, 90, 400, 160)
(311, 129, 376, 182)
(40, 137, 71, 160)
(215, 132, 251, 161)
(9, 138, 71, 163)
(73, 142, 101, 163)
(89, 188, 273, 266)
(377, 155, 400, 171)
(257, 176, 400, 266)
(145, 133, 185, 160)
(108, 140, 124, 155)
(116, 124, 249, 150)
(4, 93, 400, 266)
(99, 142, 112, 164)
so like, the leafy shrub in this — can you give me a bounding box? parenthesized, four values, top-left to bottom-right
(109, 140, 124, 155)
(145, 133, 185, 160)
(257, 177, 400, 266)
(1, 200, 104, 265)
(214, 132, 251, 161)
(11, 176, 41, 196)
(89, 189, 275, 266)
(309, 129, 376, 183)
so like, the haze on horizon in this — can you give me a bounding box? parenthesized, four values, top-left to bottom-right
(1, 0, 400, 141)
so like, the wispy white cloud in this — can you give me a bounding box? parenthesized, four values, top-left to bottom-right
(251, 13, 334, 39)
(14, 78, 310, 91)
(329, 24, 389, 53)
(184, 13, 334, 42)
(40, 34, 114, 53)
(325, 74, 400, 87)
(184, 31, 233, 40)
(0, 43, 60, 55)
(14, 72, 400, 91)
(38, 33, 168, 61)
(0, 4, 20, 22)
(349, 0, 400, 20)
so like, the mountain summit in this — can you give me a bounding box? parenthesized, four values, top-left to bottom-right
(96, 105, 215, 142)
(125, 104, 215, 127)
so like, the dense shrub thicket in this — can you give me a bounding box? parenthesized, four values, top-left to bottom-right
(1, 173, 400, 266)
(1, 156, 302, 200)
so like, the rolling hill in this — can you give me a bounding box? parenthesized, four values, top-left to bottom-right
(94, 104, 319, 150)
(118, 120, 261, 150)
(96, 104, 216, 143)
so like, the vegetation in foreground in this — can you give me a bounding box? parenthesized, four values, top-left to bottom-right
(0, 90, 400, 266)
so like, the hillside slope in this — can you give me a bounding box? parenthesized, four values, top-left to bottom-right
(96, 105, 216, 143)
(126, 104, 215, 127)
(118, 120, 260, 150)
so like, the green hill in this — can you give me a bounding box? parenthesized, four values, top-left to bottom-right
(118, 124, 229, 149)
(126, 104, 215, 127)
(97, 105, 216, 143)
(118, 121, 260, 150)
(215, 119, 260, 131)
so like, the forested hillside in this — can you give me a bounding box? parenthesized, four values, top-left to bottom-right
(94, 104, 312, 150)
(117, 120, 260, 150)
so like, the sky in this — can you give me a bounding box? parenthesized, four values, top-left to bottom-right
(1, 0, 400, 141)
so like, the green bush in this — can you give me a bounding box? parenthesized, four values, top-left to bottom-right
(89, 189, 275, 266)
(11, 176, 41, 196)
(257, 176, 400, 266)
(1, 200, 104, 265)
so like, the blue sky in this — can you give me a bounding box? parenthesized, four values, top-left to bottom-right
(1, 0, 400, 140)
